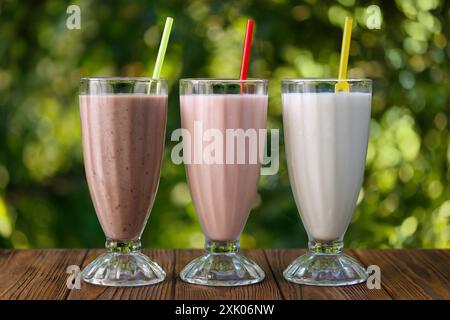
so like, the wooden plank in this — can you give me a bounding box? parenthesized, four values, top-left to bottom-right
(67, 249, 174, 300)
(409, 250, 450, 283)
(174, 249, 283, 300)
(0, 249, 14, 265)
(0, 249, 448, 300)
(265, 249, 392, 300)
(264, 248, 304, 300)
(355, 249, 450, 300)
(0, 249, 87, 300)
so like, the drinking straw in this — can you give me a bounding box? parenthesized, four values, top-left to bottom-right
(152, 17, 174, 79)
(239, 19, 255, 85)
(335, 16, 353, 93)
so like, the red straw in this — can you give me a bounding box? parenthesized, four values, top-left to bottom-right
(239, 19, 254, 81)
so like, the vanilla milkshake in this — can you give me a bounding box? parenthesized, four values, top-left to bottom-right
(282, 92, 371, 241)
(282, 79, 372, 286)
(179, 79, 267, 286)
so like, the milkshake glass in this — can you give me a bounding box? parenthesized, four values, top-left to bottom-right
(79, 78, 167, 286)
(179, 79, 267, 286)
(282, 79, 372, 286)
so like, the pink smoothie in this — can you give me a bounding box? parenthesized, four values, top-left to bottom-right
(180, 94, 267, 242)
(80, 94, 167, 240)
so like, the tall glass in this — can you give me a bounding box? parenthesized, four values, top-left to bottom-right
(282, 79, 372, 286)
(179, 79, 267, 286)
(79, 78, 167, 286)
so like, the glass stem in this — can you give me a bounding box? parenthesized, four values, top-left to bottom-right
(308, 239, 343, 254)
(205, 240, 240, 254)
(106, 239, 141, 253)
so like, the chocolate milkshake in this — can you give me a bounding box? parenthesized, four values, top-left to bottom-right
(80, 94, 167, 240)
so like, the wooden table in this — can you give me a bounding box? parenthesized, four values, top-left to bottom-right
(0, 249, 448, 300)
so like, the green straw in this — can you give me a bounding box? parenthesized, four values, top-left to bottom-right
(152, 17, 174, 79)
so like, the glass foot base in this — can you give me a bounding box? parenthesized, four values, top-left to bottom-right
(81, 240, 165, 287)
(180, 252, 265, 286)
(283, 251, 368, 286)
(180, 241, 265, 286)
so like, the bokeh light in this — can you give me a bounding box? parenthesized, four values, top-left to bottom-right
(0, 0, 448, 249)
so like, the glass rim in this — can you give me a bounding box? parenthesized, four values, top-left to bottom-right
(282, 78, 372, 83)
(180, 78, 268, 83)
(80, 77, 167, 82)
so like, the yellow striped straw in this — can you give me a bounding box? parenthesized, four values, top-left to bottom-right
(335, 16, 353, 93)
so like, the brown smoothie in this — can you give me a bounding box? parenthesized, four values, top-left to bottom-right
(79, 94, 167, 240)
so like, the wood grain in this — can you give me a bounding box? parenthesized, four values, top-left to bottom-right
(264, 248, 305, 300)
(0, 249, 448, 300)
(265, 249, 392, 300)
(67, 249, 175, 300)
(355, 249, 450, 300)
(408, 250, 450, 283)
(174, 249, 283, 300)
(0, 249, 13, 265)
(0, 249, 87, 300)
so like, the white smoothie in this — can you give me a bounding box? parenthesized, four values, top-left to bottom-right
(282, 92, 371, 241)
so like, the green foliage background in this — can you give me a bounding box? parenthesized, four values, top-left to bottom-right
(0, 0, 448, 249)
